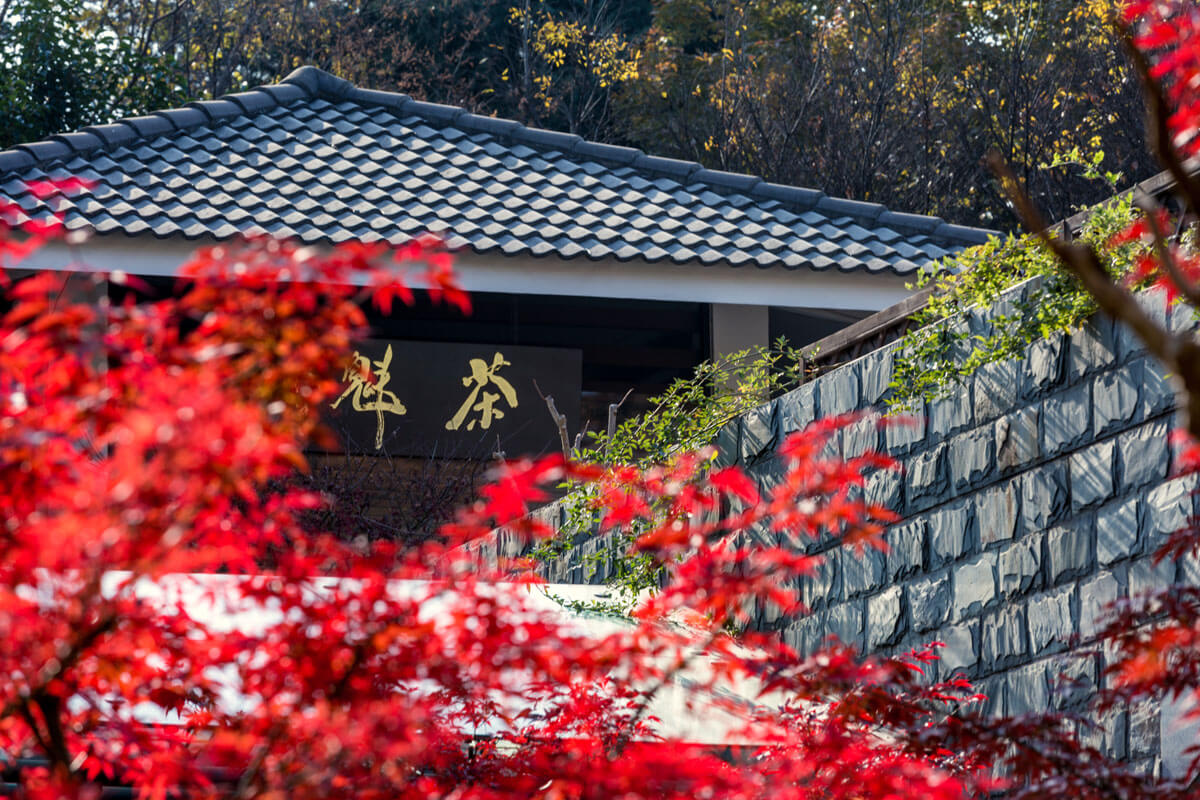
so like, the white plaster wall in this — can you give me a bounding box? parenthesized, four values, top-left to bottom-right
(19, 236, 914, 312)
(710, 304, 770, 358)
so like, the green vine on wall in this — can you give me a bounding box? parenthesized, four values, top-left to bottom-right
(890, 186, 1146, 405)
(531, 340, 807, 615)
(579, 340, 805, 467)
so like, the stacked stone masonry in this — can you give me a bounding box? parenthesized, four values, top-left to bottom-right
(744, 285, 1192, 777)
(513, 281, 1197, 777)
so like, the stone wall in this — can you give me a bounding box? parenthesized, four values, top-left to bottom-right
(716, 283, 1194, 776)
(505, 281, 1196, 776)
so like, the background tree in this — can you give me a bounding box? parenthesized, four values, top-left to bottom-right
(0, 0, 186, 145)
(67, 0, 646, 141)
(618, 0, 1153, 228)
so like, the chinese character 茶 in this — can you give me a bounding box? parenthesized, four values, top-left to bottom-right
(445, 352, 518, 432)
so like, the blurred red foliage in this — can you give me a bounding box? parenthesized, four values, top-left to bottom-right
(3, 3, 1200, 793)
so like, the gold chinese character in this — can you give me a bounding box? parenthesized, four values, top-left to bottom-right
(445, 352, 518, 432)
(330, 344, 407, 450)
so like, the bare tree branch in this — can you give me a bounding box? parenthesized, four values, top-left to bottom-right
(535, 379, 571, 459)
(606, 388, 634, 443)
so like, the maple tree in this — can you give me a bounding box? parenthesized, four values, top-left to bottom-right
(2, 4, 1200, 799)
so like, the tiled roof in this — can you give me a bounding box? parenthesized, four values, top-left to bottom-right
(0, 67, 995, 274)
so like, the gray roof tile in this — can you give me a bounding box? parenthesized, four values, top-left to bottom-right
(0, 66, 994, 275)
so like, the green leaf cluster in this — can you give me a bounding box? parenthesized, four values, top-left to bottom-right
(0, 0, 187, 147)
(532, 340, 806, 615)
(576, 339, 804, 467)
(890, 192, 1146, 405)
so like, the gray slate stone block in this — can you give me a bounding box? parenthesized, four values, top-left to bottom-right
(818, 426, 843, 462)
(929, 393, 973, 441)
(1086, 709, 1128, 761)
(1146, 476, 1196, 552)
(1028, 585, 1076, 655)
(907, 571, 952, 632)
(802, 551, 844, 610)
(782, 611, 825, 656)
(946, 317, 980, 364)
(1116, 288, 1167, 360)
(1068, 316, 1116, 382)
(906, 442, 948, 510)
(1024, 332, 1065, 398)
(938, 619, 980, 678)
(865, 467, 902, 511)
(954, 551, 998, 620)
(712, 421, 741, 467)
(995, 406, 1040, 473)
(866, 585, 905, 650)
(820, 363, 861, 417)
(978, 480, 1020, 547)
(841, 545, 886, 598)
(1051, 652, 1098, 711)
(1140, 357, 1176, 417)
(580, 534, 617, 582)
(1094, 705, 1128, 762)
(860, 346, 894, 406)
(1021, 461, 1069, 532)
(826, 600, 865, 649)
(1097, 496, 1141, 566)
(930, 500, 975, 568)
(974, 675, 1006, 718)
(749, 455, 787, 495)
(1129, 756, 1158, 780)
(885, 400, 926, 454)
(1080, 571, 1121, 640)
(1161, 692, 1200, 780)
(1046, 523, 1094, 585)
(1070, 439, 1116, 512)
(1177, 550, 1200, 586)
(1118, 421, 1170, 492)
(1007, 661, 1050, 715)
(778, 381, 817, 435)
(1129, 701, 1161, 758)
(886, 520, 925, 581)
(1171, 295, 1198, 334)
(1128, 557, 1174, 601)
(742, 517, 777, 548)
(999, 535, 1043, 598)
(948, 427, 994, 491)
(1042, 383, 1092, 457)
(740, 401, 777, 463)
(974, 358, 1020, 424)
(1093, 362, 1142, 436)
(841, 412, 880, 459)
(981, 604, 1028, 670)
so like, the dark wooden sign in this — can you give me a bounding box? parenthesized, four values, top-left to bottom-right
(324, 339, 582, 458)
